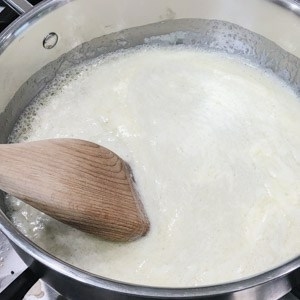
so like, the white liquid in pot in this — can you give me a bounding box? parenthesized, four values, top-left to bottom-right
(7, 47, 300, 287)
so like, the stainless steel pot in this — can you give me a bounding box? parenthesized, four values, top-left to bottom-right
(0, 0, 300, 299)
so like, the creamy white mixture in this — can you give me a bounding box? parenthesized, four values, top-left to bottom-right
(7, 47, 300, 287)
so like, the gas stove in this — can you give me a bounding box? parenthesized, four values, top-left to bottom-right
(0, 231, 64, 299)
(0, 0, 42, 32)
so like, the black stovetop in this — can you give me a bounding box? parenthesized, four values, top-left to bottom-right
(0, 0, 42, 32)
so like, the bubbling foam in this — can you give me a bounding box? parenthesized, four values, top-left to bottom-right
(7, 46, 300, 287)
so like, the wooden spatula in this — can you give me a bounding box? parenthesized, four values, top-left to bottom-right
(0, 139, 149, 242)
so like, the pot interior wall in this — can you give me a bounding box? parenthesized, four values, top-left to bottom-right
(1, 0, 300, 114)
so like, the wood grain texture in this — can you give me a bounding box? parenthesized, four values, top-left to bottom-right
(0, 139, 150, 242)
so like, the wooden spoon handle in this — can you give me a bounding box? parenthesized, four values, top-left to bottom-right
(0, 139, 149, 242)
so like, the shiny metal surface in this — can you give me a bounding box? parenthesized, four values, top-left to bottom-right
(1, 0, 300, 112)
(0, 231, 66, 299)
(0, 0, 300, 299)
(0, 231, 26, 292)
(42, 32, 58, 49)
(271, 0, 300, 16)
(0, 231, 299, 299)
(2, 0, 33, 15)
(0, 0, 67, 55)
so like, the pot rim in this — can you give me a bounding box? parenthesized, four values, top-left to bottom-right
(0, 0, 300, 297)
(1, 210, 299, 298)
(0, 0, 68, 54)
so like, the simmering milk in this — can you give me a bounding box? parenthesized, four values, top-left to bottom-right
(7, 46, 300, 287)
